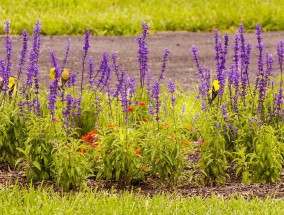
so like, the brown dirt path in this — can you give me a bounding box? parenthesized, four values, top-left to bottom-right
(1, 31, 283, 89)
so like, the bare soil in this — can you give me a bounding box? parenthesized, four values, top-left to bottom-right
(1, 163, 284, 198)
(0, 31, 284, 197)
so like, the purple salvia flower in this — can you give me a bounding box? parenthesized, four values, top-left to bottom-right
(4, 21, 12, 78)
(148, 103, 154, 115)
(111, 53, 120, 80)
(192, 46, 211, 110)
(73, 97, 82, 116)
(274, 88, 283, 116)
(146, 68, 152, 97)
(233, 34, 240, 74)
(25, 20, 41, 89)
(221, 103, 228, 122)
(152, 81, 161, 121)
(158, 48, 170, 82)
(68, 73, 76, 88)
(137, 22, 149, 89)
(213, 30, 227, 97)
(168, 78, 176, 94)
(17, 30, 28, 78)
(168, 79, 176, 106)
(62, 94, 73, 119)
(168, 78, 176, 105)
(88, 56, 95, 87)
(277, 41, 284, 86)
(80, 29, 90, 95)
(254, 24, 265, 93)
(48, 51, 60, 119)
(218, 34, 229, 96)
(239, 24, 246, 83)
(127, 77, 136, 97)
(265, 52, 274, 87)
(119, 70, 128, 112)
(241, 43, 251, 98)
(95, 52, 111, 92)
(61, 39, 71, 71)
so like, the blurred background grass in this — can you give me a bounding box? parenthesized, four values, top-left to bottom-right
(0, 0, 283, 35)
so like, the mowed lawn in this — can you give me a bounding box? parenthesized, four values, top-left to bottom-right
(1, 186, 284, 214)
(0, 0, 283, 35)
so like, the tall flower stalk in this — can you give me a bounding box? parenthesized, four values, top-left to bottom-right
(16, 30, 28, 98)
(137, 22, 149, 89)
(80, 29, 90, 96)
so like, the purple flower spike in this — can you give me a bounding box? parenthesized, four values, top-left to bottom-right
(168, 79, 176, 105)
(62, 39, 71, 71)
(80, 29, 90, 95)
(4, 21, 12, 78)
(158, 48, 170, 82)
(88, 56, 95, 87)
(152, 81, 161, 121)
(192, 45, 211, 110)
(137, 22, 149, 89)
(255, 24, 265, 91)
(277, 41, 284, 86)
(274, 88, 283, 116)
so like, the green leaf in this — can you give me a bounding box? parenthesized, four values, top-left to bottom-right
(32, 160, 42, 171)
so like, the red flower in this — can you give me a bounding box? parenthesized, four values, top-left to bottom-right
(128, 107, 134, 112)
(139, 101, 146, 106)
(52, 118, 60, 123)
(92, 142, 99, 148)
(142, 118, 148, 122)
(135, 149, 141, 155)
(161, 123, 169, 128)
(88, 130, 96, 136)
(200, 139, 204, 147)
(82, 134, 91, 141)
(79, 148, 87, 154)
(141, 167, 148, 172)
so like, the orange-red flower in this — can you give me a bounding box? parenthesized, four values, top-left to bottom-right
(139, 101, 146, 106)
(142, 118, 148, 122)
(92, 142, 99, 148)
(200, 139, 204, 147)
(88, 130, 96, 136)
(161, 123, 169, 128)
(79, 148, 87, 154)
(141, 167, 148, 172)
(135, 149, 141, 155)
(128, 106, 134, 112)
(82, 134, 91, 141)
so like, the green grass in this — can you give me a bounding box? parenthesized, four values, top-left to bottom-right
(1, 185, 284, 214)
(0, 0, 283, 35)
